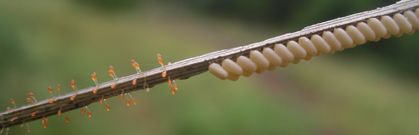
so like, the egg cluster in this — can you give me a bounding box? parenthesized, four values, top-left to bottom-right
(209, 9, 419, 80)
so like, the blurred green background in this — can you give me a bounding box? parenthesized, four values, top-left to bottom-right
(1, 0, 419, 135)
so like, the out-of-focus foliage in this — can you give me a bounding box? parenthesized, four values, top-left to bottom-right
(0, 0, 418, 135)
(74, 0, 143, 11)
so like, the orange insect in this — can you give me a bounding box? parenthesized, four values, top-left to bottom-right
(70, 80, 77, 91)
(87, 111, 93, 118)
(91, 72, 97, 82)
(99, 96, 111, 111)
(91, 72, 99, 94)
(171, 80, 179, 95)
(41, 117, 48, 128)
(26, 91, 37, 104)
(105, 103, 111, 112)
(56, 84, 62, 94)
(157, 53, 167, 78)
(47, 86, 53, 94)
(167, 77, 179, 95)
(131, 59, 143, 86)
(108, 65, 118, 89)
(131, 59, 142, 73)
(118, 92, 132, 107)
(80, 107, 87, 115)
(124, 93, 137, 107)
(47, 86, 55, 104)
(81, 106, 93, 118)
(108, 65, 117, 79)
(70, 80, 78, 101)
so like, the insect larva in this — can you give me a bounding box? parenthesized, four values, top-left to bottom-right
(322, 31, 343, 52)
(286, 41, 307, 61)
(262, 48, 282, 69)
(298, 37, 318, 59)
(249, 50, 270, 73)
(274, 44, 295, 67)
(380, 16, 401, 37)
(310, 35, 332, 54)
(367, 18, 388, 40)
(356, 22, 377, 41)
(208, 63, 228, 80)
(345, 25, 367, 45)
(236, 56, 257, 77)
(333, 28, 355, 48)
(403, 11, 419, 30)
(393, 13, 413, 34)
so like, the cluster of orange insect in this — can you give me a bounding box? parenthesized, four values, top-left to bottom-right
(2, 53, 179, 133)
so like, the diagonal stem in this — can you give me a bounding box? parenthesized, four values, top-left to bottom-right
(0, 0, 418, 128)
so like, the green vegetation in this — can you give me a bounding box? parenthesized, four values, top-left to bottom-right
(0, 0, 418, 135)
